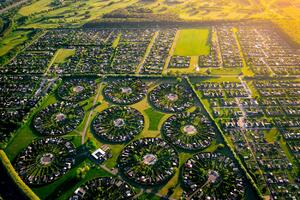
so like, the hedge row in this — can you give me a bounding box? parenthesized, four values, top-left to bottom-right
(186, 77, 264, 199)
(0, 150, 39, 200)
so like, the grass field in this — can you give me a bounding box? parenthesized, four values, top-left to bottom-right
(144, 107, 165, 131)
(18, 0, 52, 16)
(53, 49, 76, 64)
(0, 30, 32, 56)
(174, 29, 210, 56)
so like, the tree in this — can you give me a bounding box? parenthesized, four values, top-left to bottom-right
(86, 139, 97, 151)
(76, 164, 90, 180)
(206, 68, 211, 74)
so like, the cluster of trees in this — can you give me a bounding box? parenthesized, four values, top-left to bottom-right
(102, 4, 179, 22)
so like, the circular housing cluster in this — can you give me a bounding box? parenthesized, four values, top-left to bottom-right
(69, 177, 135, 199)
(103, 78, 147, 105)
(149, 83, 194, 113)
(118, 137, 179, 186)
(92, 106, 144, 143)
(33, 102, 84, 136)
(14, 137, 76, 185)
(57, 78, 97, 102)
(161, 110, 216, 151)
(182, 152, 244, 199)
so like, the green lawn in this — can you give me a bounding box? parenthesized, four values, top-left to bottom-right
(53, 49, 76, 64)
(144, 108, 165, 131)
(0, 30, 32, 56)
(4, 123, 37, 161)
(264, 128, 278, 143)
(174, 29, 210, 56)
(210, 67, 242, 75)
(18, 0, 52, 16)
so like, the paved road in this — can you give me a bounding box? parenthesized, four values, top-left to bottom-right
(163, 30, 180, 73)
(137, 31, 159, 74)
(81, 82, 102, 144)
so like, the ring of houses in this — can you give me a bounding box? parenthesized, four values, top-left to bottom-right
(148, 83, 194, 113)
(57, 78, 97, 102)
(69, 177, 135, 200)
(91, 106, 144, 143)
(161, 110, 216, 151)
(182, 152, 244, 199)
(14, 137, 76, 185)
(103, 78, 147, 105)
(33, 102, 84, 136)
(118, 137, 179, 186)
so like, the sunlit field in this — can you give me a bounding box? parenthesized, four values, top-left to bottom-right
(174, 29, 210, 56)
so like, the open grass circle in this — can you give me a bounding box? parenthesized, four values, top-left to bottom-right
(161, 110, 216, 151)
(69, 177, 135, 199)
(149, 83, 194, 113)
(118, 137, 179, 186)
(103, 78, 147, 105)
(57, 78, 97, 102)
(33, 102, 84, 136)
(182, 152, 244, 199)
(92, 106, 144, 143)
(14, 137, 76, 185)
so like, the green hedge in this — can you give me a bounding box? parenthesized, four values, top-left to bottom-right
(0, 150, 40, 200)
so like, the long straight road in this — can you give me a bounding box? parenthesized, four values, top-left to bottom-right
(81, 82, 102, 144)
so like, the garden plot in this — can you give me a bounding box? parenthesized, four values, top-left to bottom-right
(70, 177, 135, 199)
(237, 25, 300, 76)
(28, 29, 113, 49)
(161, 109, 216, 151)
(92, 106, 144, 143)
(149, 83, 194, 113)
(14, 137, 76, 185)
(57, 78, 97, 102)
(118, 137, 179, 186)
(33, 102, 84, 136)
(217, 26, 243, 68)
(0, 75, 42, 145)
(103, 78, 147, 105)
(182, 152, 244, 199)
(1, 51, 55, 74)
(140, 29, 176, 74)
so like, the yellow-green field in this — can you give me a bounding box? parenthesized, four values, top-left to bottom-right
(0, 30, 32, 56)
(53, 49, 76, 64)
(174, 29, 210, 56)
